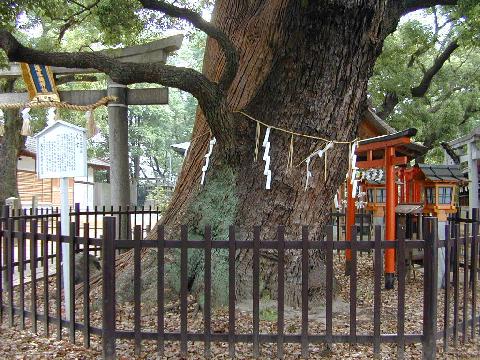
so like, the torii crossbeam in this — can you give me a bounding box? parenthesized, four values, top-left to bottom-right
(0, 35, 183, 238)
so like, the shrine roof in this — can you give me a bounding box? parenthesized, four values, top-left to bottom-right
(362, 108, 396, 135)
(396, 203, 424, 214)
(171, 142, 190, 156)
(358, 128, 417, 146)
(417, 164, 467, 182)
(356, 128, 428, 160)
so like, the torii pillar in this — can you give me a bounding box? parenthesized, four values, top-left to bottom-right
(107, 81, 129, 207)
(107, 80, 130, 237)
(346, 129, 416, 289)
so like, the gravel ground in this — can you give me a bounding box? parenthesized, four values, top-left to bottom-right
(1, 252, 480, 359)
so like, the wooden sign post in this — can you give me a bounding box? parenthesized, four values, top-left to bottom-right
(35, 120, 88, 320)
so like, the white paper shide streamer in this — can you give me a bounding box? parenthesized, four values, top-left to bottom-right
(200, 137, 216, 185)
(21, 107, 32, 136)
(47, 107, 57, 126)
(262, 127, 272, 189)
(304, 142, 333, 191)
(350, 140, 359, 198)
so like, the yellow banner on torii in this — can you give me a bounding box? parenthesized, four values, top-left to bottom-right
(20, 63, 60, 102)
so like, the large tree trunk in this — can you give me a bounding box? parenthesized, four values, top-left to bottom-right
(0, 80, 23, 207)
(116, 1, 403, 307)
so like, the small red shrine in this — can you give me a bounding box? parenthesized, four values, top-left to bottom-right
(400, 164, 467, 221)
(344, 131, 466, 289)
(346, 128, 427, 289)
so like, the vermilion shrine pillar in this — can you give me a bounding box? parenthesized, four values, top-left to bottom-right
(385, 146, 396, 289)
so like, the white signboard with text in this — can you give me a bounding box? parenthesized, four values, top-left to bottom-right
(35, 120, 87, 179)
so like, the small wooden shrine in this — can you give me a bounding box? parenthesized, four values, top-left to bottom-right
(346, 128, 427, 288)
(362, 173, 387, 219)
(401, 164, 467, 221)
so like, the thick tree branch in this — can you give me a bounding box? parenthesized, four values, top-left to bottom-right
(0, 29, 235, 143)
(403, 0, 457, 14)
(139, 0, 239, 93)
(0, 29, 221, 115)
(441, 142, 460, 164)
(411, 40, 459, 97)
(377, 92, 399, 120)
(55, 74, 98, 85)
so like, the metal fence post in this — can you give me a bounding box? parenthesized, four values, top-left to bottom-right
(102, 217, 116, 360)
(6, 218, 14, 326)
(423, 217, 438, 360)
(74, 203, 81, 251)
(471, 208, 478, 339)
(0, 205, 10, 323)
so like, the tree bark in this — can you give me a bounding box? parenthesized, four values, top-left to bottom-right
(0, 80, 23, 207)
(153, 0, 404, 307)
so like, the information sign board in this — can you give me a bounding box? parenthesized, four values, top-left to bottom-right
(35, 120, 87, 179)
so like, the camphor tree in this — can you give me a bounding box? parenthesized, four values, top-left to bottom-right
(370, 4, 480, 162)
(0, 0, 474, 306)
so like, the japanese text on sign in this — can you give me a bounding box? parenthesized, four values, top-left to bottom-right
(36, 122, 87, 179)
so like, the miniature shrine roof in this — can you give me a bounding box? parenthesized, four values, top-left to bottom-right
(417, 164, 467, 182)
(357, 128, 428, 161)
(396, 203, 424, 214)
(171, 142, 190, 156)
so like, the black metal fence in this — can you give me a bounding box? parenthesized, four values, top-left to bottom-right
(0, 206, 479, 359)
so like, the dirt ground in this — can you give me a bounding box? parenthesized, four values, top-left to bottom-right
(1, 252, 480, 359)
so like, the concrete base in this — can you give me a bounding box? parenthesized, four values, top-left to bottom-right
(438, 221, 447, 289)
(372, 216, 384, 239)
(385, 273, 395, 289)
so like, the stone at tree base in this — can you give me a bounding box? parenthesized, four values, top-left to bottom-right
(61, 253, 101, 286)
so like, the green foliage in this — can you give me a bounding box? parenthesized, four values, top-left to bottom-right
(164, 165, 238, 307)
(370, 9, 480, 163)
(148, 186, 171, 212)
(260, 307, 278, 322)
(187, 165, 238, 238)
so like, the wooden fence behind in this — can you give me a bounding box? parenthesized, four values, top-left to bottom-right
(0, 206, 479, 359)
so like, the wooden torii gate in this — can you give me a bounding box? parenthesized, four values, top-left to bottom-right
(0, 35, 183, 237)
(346, 128, 418, 289)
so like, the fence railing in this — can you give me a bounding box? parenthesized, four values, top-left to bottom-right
(0, 208, 479, 359)
(1, 203, 161, 239)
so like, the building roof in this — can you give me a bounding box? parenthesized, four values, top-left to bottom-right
(357, 128, 428, 161)
(34, 120, 85, 138)
(171, 142, 190, 156)
(362, 108, 396, 135)
(358, 128, 417, 146)
(396, 203, 424, 214)
(417, 164, 467, 183)
(22, 136, 109, 169)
